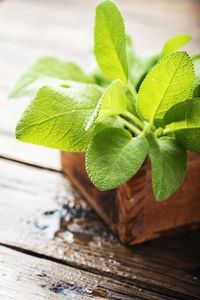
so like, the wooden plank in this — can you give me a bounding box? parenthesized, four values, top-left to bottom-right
(0, 245, 151, 300)
(0, 157, 199, 299)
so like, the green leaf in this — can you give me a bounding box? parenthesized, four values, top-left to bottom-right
(16, 83, 122, 152)
(89, 64, 111, 88)
(123, 86, 140, 118)
(161, 34, 191, 58)
(10, 56, 94, 98)
(137, 52, 194, 125)
(164, 98, 200, 129)
(86, 79, 131, 129)
(86, 128, 148, 190)
(88, 58, 111, 88)
(163, 98, 200, 153)
(126, 34, 136, 71)
(175, 128, 200, 153)
(126, 35, 159, 91)
(94, 0, 128, 83)
(134, 54, 159, 92)
(192, 54, 200, 98)
(130, 54, 159, 92)
(147, 134, 187, 201)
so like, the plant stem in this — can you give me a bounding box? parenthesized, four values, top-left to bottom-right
(162, 128, 174, 135)
(119, 117, 142, 136)
(123, 111, 145, 129)
(144, 120, 153, 133)
(127, 80, 137, 100)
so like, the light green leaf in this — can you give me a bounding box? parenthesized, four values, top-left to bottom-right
(147, 134, 187, 201)
(192, 54, 200, 97)
(161, 34, 191, 58)
(86, 79, 130, 130)
(10, 56, 94, 98)
(164, 98, 200, 129)
(94, 0, 128, 83)
(137, 52, 194, 125)
(86, 128, 148, 190)
(16, 83, 121, 152)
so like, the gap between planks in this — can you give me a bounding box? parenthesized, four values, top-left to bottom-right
(0, 155, 61, 174)
(0, 244, 147, 300)
(0, 243, 194, 300)
(0, 157, 199, 299)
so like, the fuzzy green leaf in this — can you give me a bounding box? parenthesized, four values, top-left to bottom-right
(10, 56, 93, 98)
(147, 134, 187, 201)
(137, 52, 194, 125)
(175, 128, 200, 153)
(192, 54, 200, 98)
(86, 128, 148, 190)
(163, 98, 200, 153)
(94, 0, 128, 83)
(16, 84, 122, 152)
(86, 79, 131, 130)
(161, 34, 191, 58)
(164, 98, 200, 129)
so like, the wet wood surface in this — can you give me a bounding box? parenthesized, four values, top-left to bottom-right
(0, 0, 200, 299)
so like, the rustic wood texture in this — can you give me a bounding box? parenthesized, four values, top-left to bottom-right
(1, 245, 149, 300)
(0, 0, 200, 298)
(61, 152, 200, 245)
(0, 157, 200, 299)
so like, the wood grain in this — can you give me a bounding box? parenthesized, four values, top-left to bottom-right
(0, 157, 200, 299)
(0, 245, 150, 300)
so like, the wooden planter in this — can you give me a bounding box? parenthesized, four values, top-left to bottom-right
(61, 151, 200, 245)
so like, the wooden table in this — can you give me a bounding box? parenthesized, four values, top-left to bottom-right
(0, 0, 200, 299)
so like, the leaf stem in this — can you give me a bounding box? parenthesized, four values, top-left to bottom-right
(162, 128, 174, 135)
(119, 117, 142, 136)
(127, 80, 137, 100)
(123, 111, 145, 129)
(144, 120, 153, 133)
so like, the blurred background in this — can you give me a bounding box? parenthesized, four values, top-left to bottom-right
(0, 0, 199, 170)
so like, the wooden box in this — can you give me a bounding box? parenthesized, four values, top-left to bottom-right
(61, 151, 200, 245)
